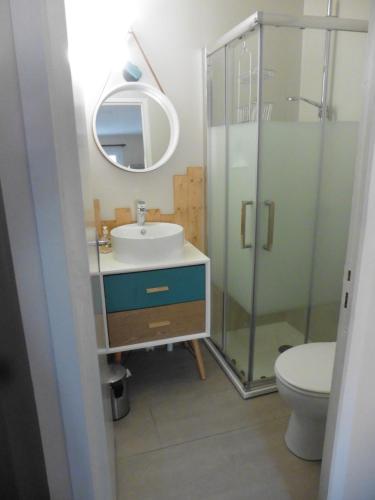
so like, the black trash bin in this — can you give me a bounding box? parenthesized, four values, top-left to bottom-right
(108, 364, 131, 421)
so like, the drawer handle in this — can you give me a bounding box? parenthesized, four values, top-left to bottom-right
(148, 320, 171, 329)
(146, 286, 169, 294)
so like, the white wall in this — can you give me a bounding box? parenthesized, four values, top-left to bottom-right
(65, 0, 118, 496)
(320, 5, 375, 498)
(66, 0, 304, 220)
(0, 1, 72, 497)
(5, 0, 115, 498)
(148, 96, 170, 164)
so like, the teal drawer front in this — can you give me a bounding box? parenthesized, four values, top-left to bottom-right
(104, 265, 205, 313)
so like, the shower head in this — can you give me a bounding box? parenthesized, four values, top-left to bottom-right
(286, 96, 325, 119)
(286, 96, 322, 109)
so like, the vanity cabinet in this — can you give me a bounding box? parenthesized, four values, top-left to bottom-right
(104, 265, 205, 313)
(99, 243, 210, 352)
(107, 300, 205, 347)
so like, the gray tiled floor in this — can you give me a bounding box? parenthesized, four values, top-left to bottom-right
(115, 344, 320, 499)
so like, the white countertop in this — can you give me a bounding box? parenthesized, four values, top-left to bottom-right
(99, 242, 209, 275)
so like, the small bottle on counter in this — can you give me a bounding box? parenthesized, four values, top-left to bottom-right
(99, 225, 112, 254)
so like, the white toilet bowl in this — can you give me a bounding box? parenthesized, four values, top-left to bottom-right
(275, 342, 336, 461)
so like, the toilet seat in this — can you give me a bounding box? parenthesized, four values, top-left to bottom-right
(275, 342, 336, 395)
(276, 374, 330, 399)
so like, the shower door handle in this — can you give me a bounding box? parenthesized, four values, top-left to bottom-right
(263, 201, 275, 251)
(241, 201, 253, 248)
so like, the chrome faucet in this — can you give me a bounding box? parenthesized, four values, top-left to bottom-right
(136, 200, 146, 226)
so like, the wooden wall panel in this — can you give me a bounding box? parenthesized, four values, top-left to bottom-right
(187, 166, 204, 250)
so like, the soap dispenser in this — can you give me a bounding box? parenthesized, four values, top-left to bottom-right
(99, 225, 112, 254)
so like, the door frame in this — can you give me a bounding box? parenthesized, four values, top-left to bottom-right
(320, 5, 375, 498)
(2, 0, 115, 498)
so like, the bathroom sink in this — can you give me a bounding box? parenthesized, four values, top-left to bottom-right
(111, 223, 185, 264)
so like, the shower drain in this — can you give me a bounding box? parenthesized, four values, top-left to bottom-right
(278, 344, 292, 353)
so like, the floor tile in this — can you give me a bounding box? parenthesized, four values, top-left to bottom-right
(116, 344, 320, 499)
(126, 344, 234, 407)
(151, 389, 289, 447)
(115, 402, 161, 459)
(117, 417, 320, 500)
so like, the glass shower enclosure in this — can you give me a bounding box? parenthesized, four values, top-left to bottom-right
(205, 12, 368, 397)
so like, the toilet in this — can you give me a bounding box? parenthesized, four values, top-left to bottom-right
(275, 342, 336, 461)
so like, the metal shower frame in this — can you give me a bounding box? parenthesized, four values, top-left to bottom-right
(204, 11, 368, 399)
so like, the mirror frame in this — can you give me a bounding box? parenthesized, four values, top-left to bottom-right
(92, 82, 179, 173)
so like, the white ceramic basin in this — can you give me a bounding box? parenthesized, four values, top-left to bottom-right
(111, 222, 184, 264)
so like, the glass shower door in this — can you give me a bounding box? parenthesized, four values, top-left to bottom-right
(207, 47, 226, 350)
(308, 29, 367, 343)
(251, 26, 326, 383)
(223, 30, 259, 381)
(207, 18, 367, 396)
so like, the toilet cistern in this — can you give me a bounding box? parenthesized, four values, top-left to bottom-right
(136, 200, 146, 226)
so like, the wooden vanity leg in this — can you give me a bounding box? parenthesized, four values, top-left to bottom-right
(191, 339, 206, 380)
(114, 352, 122, 364)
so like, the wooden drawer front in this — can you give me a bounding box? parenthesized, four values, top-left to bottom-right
(107, 300, 205, 347)
(104, 265, 205, 313)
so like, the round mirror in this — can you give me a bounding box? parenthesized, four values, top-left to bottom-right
(93, 82, 179, 172)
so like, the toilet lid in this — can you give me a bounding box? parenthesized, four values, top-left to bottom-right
(275, 342, 336, 394)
